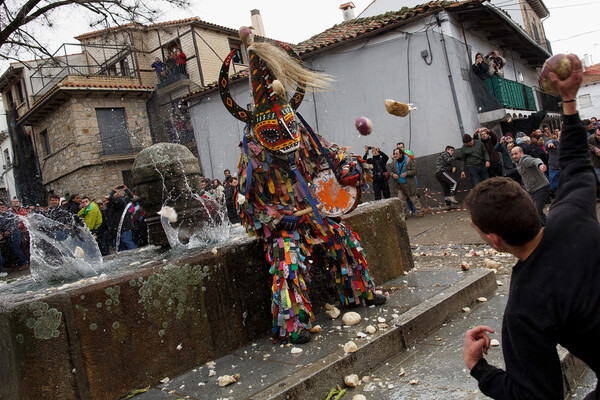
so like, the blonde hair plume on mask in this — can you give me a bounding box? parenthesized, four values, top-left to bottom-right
(249, 41, 333, 93)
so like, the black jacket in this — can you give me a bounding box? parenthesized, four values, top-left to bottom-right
(224, 185, 240, 223)
(471, 113, 600, 398)
(105, 189, 135, 238)
(363, 151, 389, 183)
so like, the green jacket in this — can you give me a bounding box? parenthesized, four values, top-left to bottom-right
(78, 202, 102, 231)
(461, 140, 490, 171)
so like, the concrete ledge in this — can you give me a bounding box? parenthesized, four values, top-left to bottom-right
(250, 269, 497, 400)
(398, 269, 497, 346)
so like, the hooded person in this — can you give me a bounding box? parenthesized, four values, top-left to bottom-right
(218, 27, 386, 345)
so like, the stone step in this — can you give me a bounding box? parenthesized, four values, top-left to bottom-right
(136, 268, 498, 399)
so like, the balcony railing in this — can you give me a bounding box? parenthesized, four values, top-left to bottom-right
(533, 88, 561, 113)
(484, 76, 537, 112)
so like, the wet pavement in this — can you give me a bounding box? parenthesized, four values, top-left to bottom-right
(134, 207, 597, 399)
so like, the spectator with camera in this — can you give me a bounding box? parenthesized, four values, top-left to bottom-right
(472, 52, 489, 80)
(364, 146, 390, 200)
(485, 50, 506, 78)
(106, 184, 137, 251)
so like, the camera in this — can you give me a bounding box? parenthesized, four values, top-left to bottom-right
(367, 146, 373, 150)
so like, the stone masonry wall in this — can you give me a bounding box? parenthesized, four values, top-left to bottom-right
(48, 162, 135, 200)
(32, 93, 152, 199)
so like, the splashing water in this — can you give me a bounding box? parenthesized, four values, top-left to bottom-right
(159, 194, 232, 250)
(24, 213, 102, 283)
(115, 201, 133, 253)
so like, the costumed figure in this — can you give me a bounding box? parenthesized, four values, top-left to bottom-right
(218, 27, 386, 345)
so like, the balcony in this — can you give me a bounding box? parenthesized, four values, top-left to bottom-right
(483, 76, 537, 112)
(475, 75, 561, 124)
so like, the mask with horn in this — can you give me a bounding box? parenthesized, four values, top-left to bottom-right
(219, 27, 332, 156)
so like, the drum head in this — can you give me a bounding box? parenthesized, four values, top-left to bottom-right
(313, 170, 359, 217)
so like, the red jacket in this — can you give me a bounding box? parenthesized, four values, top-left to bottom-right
(175, 51, 187, 66)
(11, 207, 28, 232)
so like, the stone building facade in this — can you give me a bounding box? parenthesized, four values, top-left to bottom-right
(17, 76, 153, 200)
(1, 14, 256, 203)
(75, 18, 250, 156)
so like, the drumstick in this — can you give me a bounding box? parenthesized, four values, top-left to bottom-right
(293, 204, 324, 216)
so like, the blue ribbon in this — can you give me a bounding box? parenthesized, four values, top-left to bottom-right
(288, 154, 323, 225)
(296, 112, 339, 181)
(241, 126, 253, 196)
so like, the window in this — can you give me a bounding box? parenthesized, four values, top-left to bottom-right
(119, 58, 130, 77)
(121, 170, 133, 188)
(579, 94, 592, 108)
(229, 39, 244, 64)
(96, 108, 132, 156)
(16, 81, 24, 104)
(531, 23, 540, 44)
(3, 149, 10, 169)
(40, 130, 51, 156)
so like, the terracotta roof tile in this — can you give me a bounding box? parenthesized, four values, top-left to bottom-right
(18, 80, 154, 123)
(585, 63, 600, 74)
(74, 17, 237, 40)
(294, 0, 485, 56)
(59, 82, 154, 90)
(582, 73, 600, 85)
(182, 70, 249, 102)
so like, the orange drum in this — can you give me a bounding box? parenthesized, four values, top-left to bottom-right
(312, 170, 361, 217)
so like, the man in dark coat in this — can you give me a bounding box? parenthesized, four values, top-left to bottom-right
(105, 185, 137, 251)
(363, 146, 390, 200)
(224, 176, 240, 224)
(464, 54, 600, 400)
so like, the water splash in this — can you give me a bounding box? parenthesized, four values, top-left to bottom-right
(115, 201, 133, 253)
(158, 194, 231, 250)
(24, 213, 101, 283)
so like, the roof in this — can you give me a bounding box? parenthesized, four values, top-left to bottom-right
(0, 66, 24, 93)
(294, 0, 550, 64)
(585, 63, 600, 75)
(526, 0, 549, 19)
(295, 0, 487, 56)
(182, 70, 249, 103)
(18, 78, 154, 125)
(183, 0, 550, 102)
(74, 17, 238, 41)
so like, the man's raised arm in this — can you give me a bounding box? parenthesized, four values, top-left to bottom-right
(550, 54, 596, 217)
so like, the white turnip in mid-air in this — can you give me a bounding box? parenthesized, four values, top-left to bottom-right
(355, 116, 373, 136)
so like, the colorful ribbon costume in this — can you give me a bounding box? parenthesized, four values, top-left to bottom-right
(218, 29, 384, 343)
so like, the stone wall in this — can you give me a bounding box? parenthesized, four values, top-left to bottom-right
(31, 93, 153, 199)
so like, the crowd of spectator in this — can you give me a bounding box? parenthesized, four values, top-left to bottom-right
(151, 48, 187, 83)
(360, 116, 600, 223)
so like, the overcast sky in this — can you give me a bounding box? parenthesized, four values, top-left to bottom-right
(3, 0, 600, 70)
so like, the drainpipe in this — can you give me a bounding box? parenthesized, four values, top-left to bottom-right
(406, 32, 412, 149)
(438, 15, 465, 138)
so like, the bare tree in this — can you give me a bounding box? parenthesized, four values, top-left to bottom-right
(0, 0, 190, 61)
